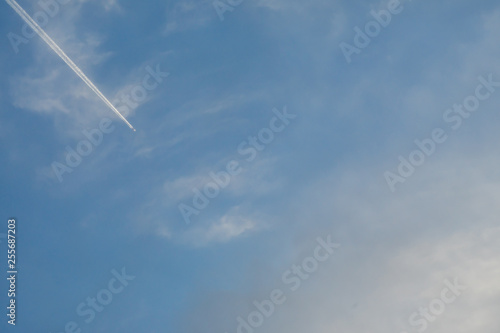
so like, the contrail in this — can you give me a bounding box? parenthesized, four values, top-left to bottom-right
(5, 0, 136, 131)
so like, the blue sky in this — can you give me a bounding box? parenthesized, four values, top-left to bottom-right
(1, 0, 500, 332)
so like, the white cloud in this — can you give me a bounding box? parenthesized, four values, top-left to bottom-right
(179, 206, 260, 246)
(163, 0, 213, 35)
(163, 175, 214, 202)
(205, 211, 256, 241)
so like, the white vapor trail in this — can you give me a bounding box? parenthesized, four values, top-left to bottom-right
(6, 0, 136, 131)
